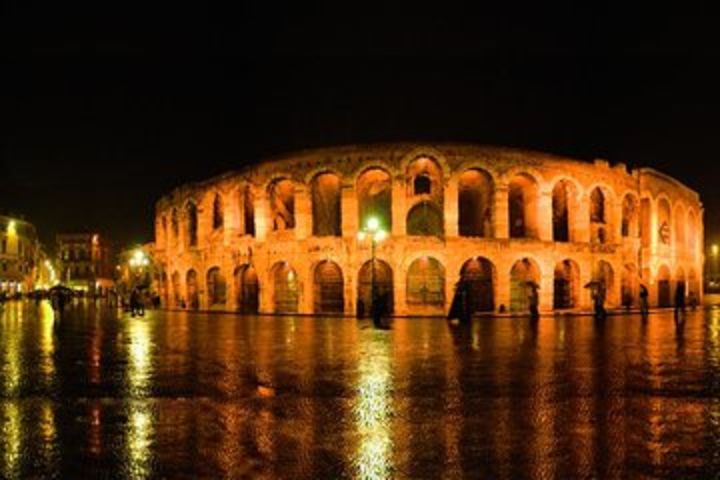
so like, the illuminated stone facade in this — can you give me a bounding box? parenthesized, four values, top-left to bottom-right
(154, 144, 704, 315)
(0, 215, 43, 294)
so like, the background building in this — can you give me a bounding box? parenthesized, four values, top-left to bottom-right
(154, 143, 704, 315)
(117, 242, 156, 297)
(0, 214, 43, 295)
(56, 232, 114, 294)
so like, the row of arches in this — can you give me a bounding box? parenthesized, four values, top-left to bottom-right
(162, 161, 700, 260)
(166, 257, 700, 315)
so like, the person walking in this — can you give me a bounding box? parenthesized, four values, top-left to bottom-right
(674, 282, 686, 323)
(527, 282, 540, 321)
(592, 283, 607, 320)
(639, 284, 649, 321)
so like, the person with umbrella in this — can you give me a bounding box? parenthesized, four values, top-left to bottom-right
(526, 280, 540, 320)
(585, 280, 607, 320)
(639, 283, 649, 321)
(49, 284, 73, 323)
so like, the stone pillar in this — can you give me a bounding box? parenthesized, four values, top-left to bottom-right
(540, 271, 554, 311)
(295, 187, 311, 239)
(301, 261, 313, 314)
(345, 267, 355, 316)
(392, 178, 405, 237)
(494, 185, 509, 239)
(538, 190, 553, 241)
(394, 259, 407, 315)
(341, 184, 358, 237)
(255, 192, 270, 242)
(576, 193, 591, 243)
(444, 178, 458, 237)
(579, 260, 593, 309)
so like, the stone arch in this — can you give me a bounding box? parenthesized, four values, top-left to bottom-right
(171, 271, 181, 308)
(212, 193, 224, 230)
(406, 201, 444, 236)
(241, 184, 255, 237)
(268, 178, 296, 231)
(621, 193, 639, 238)
(460, 257, 496, 313)
(552, 179, 579, 242)
(357, 259, 394, 317)
(656, 264, 672, 307)
(206, 266, 227, 307)
(621, 263, 639, 308)
(311, 171, 342, 237)
(657, 196, 672, 247)
(406, 256, 445, 309)
(357, 167, 392, 233)
(509, 257, 541, 312)
(592, 260, 616, 306)
(406, 156, 444, 202)
(186, 269, 199, 310)
(458, 168, 494, 237)
(233, 264, 259, 314)
(186, 202, 198, 247)
(271, 261, 299, 313)
(674, 203, 686, 253)
(508, 173, 539, 239)
(553, 259, 580, 309)
(313, 260, 344, 314)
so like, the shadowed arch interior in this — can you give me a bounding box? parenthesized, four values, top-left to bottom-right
(510, 258, 540, 312)
(186, 269, 199, 310)
(272, 262, 299, 313)
(357, 168, 392, 233)
(313, 260, 344, 313)
(269, 179, 295, 231)
(206, 267, 226, 306)
(312, 172, 342, 237)
(458, 169, 493, 237)
(357, 259, 393, 317)
(406, 257, 445, 307)
(406, 201, 444, 236)
(509, 174, 539, 239)
(460, 257, 495, 312)
(554, 259, 579, 309)
(234, 265, 259, 313)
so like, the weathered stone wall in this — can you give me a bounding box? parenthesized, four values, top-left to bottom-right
(153, 143, 704, 315)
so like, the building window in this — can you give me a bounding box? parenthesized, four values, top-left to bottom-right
(212, 194, 224, 230)
(413, 174, 432, 195)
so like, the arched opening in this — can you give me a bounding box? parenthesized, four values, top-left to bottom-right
(590, 187, 608, 244)
(311, 172, 342, 237)
(186, 203, 198, 247)
(508, 173, 539, 239)
(458, 169, 494, 237)
(161, 216, 168, 248)
(407, 156, 443, 201)
(206, 267, 227, 307)
(657, 198, 672, 247)
(269, 179, 295, 231)
(357, 259, 394, 317)
(186, 269, 199, 310)
(657, 264, 671, 307)
(510, 258, 540, 312)
(641, 198, 651, 247)
(171, 271, 180, 307)
(621, 264, 638, 308)
(553, 259, 579, 309)
(622, 194, 639, 238)
(414, 174, 431, 195)
(242, 185, 255, 236)
(674, 205, 686, 253)
(313, 260, 344, 313)
(406, 201, 444, 236)
(234, 265, 259, 314)
(460, 257, 495, 312)
(592, 261, 615, 306)
(212, 193, 224, 230)
(552, 180, 578, 242)
(272, 262, 299, 313)
(357, 168, 392, 233)
(406, 257, 445, 309)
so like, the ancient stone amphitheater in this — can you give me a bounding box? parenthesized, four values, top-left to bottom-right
(154, 143, 703, 316)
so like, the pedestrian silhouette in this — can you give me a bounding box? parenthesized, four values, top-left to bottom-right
(674, 282, 686, 324)
(527, 281, 540, 321)
(639, 284, 649, 321)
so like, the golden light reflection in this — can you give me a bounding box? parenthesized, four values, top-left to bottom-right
(1, 317, 21, 397)
(128, 320, 151, 396)
(1, 402, 22, 479)
(38, 301, 56, 383)
(355, 334, 393, 479)
(127, 403, 153, 478)
(39, 402, 57, 466)
(125, 319, 155, 478)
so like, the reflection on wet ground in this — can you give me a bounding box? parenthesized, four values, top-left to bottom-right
(1, 300, 720, 478)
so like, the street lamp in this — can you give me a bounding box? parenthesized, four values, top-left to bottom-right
(357, 216, 387, 326)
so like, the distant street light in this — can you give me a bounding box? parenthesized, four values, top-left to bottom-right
(357, 216, 387, 326)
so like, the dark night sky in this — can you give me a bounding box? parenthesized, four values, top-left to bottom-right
(2, 3, 720, 250)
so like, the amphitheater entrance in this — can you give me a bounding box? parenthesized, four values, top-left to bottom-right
(314, 260, 345, 314)
(553, 259, 579, 309)
(657, 265, 671, 307)
(186, 269, 199, 310)
(207, 267, 227, 308)
(510, 258, 540, 313)
(621, 264, 639, 308)
(460, 257, 495, 313)
(272, 262, 299, 313)
(357, 259, 394, 317)
(592, 261, 616, 306)
(234, 265, 259, 314)
(406, 257, 445, 313)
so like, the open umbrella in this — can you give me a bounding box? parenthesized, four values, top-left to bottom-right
(525, 280, 540, 290)
(584, 280, 602, 289)
(49, 285, 74, 295)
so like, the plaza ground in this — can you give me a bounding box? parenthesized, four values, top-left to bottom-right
(1, 300, 720, 478)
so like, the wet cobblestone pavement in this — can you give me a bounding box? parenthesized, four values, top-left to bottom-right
(2, 300, 720, 478)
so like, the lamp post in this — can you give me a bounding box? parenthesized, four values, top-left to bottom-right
(712, 244, 719, 289)
(357, 217, 387, 326)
